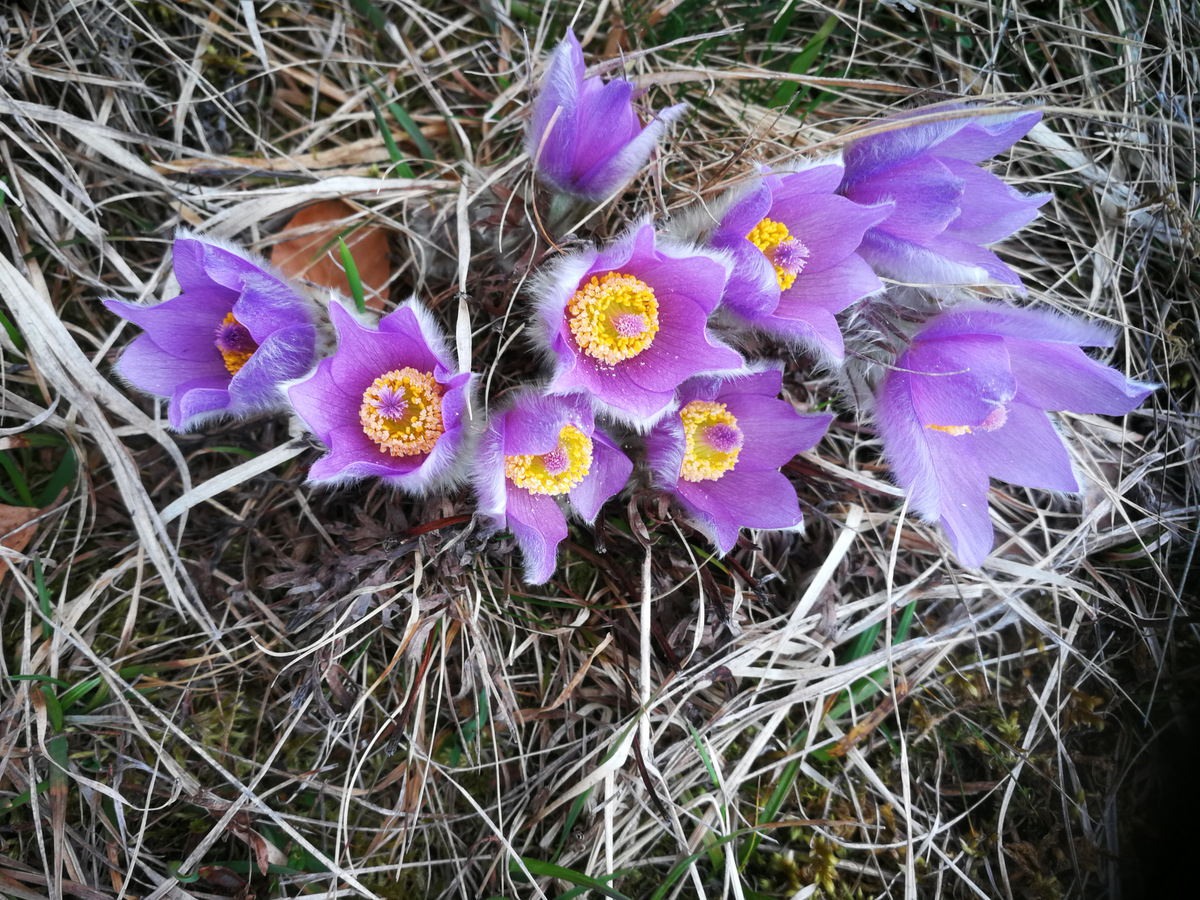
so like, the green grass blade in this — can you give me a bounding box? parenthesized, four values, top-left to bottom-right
(515, 859, 635, 900)
(338, 238, 367, 314)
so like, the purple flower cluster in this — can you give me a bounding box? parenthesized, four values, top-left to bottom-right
(103, 37, 1154, 582)
(104, 231, 319, 430)
(874, 304, 1155, 565)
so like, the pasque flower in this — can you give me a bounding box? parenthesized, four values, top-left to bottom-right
(474, 390, 633, 584)
(104, 230, 318, 430)
(527, 31, 687, 202)
(287, 299, 475, 490)
(874, 302, 1156, 566)
(532, 221, 744, 428)
(708, 163, 890, 359)
(645, 365, 832, 553)
(839, 105, 1049, 289)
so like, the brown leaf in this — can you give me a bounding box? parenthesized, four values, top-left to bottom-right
(0, 504, 41, 581)
(271, 199, 390, 310)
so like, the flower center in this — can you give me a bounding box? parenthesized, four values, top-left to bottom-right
(926, 405, 1009, 436)
(567, 272, 660, 365)
(505, 425, 593, 495)
(680, 400, 744, 482)
(360, 368, 445, 457)
(215, 312, 258, 375)
(746, 217, 810, 291)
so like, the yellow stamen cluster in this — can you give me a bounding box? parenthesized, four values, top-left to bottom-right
(360, 368, 444, 456)
(680, 400, 741, 482)
(926, 423, 973, 436)
(505, 425, 593, 495)
(217, 312, 256, 375)
(746, 217, 799, 291)
(567, 272, 660, 365)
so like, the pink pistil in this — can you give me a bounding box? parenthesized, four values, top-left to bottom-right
(704, 423, 744, 454)
(978, 405, 1008, 432)
(371, 386, 408, 420)
(541, 444, 571, 476)
(215, 319, 255, 353)
(771, 237, 810, 277)
(610, 312, 648, 338)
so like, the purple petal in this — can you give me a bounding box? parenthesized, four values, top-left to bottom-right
(922, 431, 994, 566)
(964, 403, 1079, 493)
(329, 303, 439, 387)
(712, 181, 772, 241)
(726, 393, 831, 471)
(117, 333, 229, 397)
(307, 423, 422, 483)
(905, 335, 1016, 428)
(506, 485, 568, 584)
(780, 194, 892, 276)
(846, 157, 964, 245)
(528, 33, 583, 190)
(933, 110, 1043, 163)
(569, 429, 633, 522)
(572, 102, 688, 199)
(104, 294, 231, 362)
(174, 234, 269, 294)
(676, 469, 803, 554)
(170, 375, 234, 430)
(1006, 340, 1157, 414)
(288, 357, 352, 444)
(842, 116, 963, 186)
(717, 241, 779, 319)
(503, 392, 592, 455)
(229, 324, 316, 408)
(572, 77, 641, 180)
(921, 235, 1026, 288)
(856, 229, 994, 286)
(940, 160, 1050, 244)
(233, 274, 311, 338)
(917, 303, 1117, 347)
(769, 163, 845, 203)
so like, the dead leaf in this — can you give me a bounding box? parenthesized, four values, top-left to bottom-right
(271, 199, 390, 309)
(0, 504, 41, 580)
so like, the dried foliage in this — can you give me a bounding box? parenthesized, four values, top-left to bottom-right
(0, 2, 1196, 899)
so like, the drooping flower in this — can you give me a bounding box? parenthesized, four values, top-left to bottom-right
(839, 104, 1050, 289)
(474, 390, 633, 584)
(644, 365, 832, 554)
(874, 302, 1156, 566)
(287, 299, 475, 490)
(707, 163, 890, 359)
(532, 221, 744, 428)
(104, 230, 319, 430)
(527, 31, 687, 202)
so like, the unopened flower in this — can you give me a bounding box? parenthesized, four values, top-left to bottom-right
(475, 390, 633, 584)
(532, 222, 744, 427)
(287, 300, 475, 490)
(527, 31, 687, 202)
(708, 163, 890, 359)
(874, 302, 1156, 566)
(644, 365, 832, 553)
(104, 230, 318, 430)
(839, 105, 1049, 289)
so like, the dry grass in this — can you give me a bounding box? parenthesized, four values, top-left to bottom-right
(0, 1, 1196, 899)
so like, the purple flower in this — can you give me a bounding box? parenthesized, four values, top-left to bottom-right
(527, 32, 687, 201)
(287, 299, 475, 491)
(708, 163, 890, 359)
(874, 302, 1156, 566)
(839, 105, 1050, 289)
(104, 230, 318, 430)
(644, 365, 832, 554)
(532, 222, 744, 428)
(474, 390, 633, 584)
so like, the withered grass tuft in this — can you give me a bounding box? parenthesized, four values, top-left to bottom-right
(0, 1, 1196, 898)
